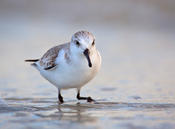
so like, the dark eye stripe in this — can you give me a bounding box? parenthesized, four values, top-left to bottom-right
(75, 41, 80, 46)
(92, 41, 95, 46)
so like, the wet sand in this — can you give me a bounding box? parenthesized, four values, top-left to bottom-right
(1, 98, 175, 129)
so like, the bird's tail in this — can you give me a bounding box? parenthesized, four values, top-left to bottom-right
(25, 59, 39, 62)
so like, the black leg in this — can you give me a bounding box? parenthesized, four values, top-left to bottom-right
(76, 89, 94, 102)
(58, 89, 64, 103)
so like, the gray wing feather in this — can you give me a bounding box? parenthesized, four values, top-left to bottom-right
(39, 43, 69, 70)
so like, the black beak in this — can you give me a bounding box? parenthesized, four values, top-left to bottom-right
(83, 49, 92, 67)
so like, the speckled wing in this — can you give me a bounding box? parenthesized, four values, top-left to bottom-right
(39, 44, 68, 70)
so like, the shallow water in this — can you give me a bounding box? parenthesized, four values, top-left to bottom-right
(1, 87, 175, 129)
(1, 98, 175, 129)
(1, 0, 175, 129)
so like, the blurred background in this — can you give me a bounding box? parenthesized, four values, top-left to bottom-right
(1, 0, 175, 102)
(0, 0, 175, 129)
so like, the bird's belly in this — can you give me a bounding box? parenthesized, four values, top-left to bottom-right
(40, 63, 96, 89)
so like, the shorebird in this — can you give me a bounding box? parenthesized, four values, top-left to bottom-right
(25, 30, 101, 103)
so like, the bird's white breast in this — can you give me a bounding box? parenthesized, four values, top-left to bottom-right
(37, 49, 101, 89)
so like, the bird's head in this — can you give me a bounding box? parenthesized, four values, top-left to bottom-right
(70, 30, 96, 68)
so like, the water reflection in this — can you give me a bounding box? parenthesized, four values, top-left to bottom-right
(1, 97, 175, 129)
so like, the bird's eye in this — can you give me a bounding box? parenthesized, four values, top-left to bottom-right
(92, 41, 95, 46)
(75, 41, 80, 46)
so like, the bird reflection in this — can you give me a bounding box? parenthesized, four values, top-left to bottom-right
(56, 102, 97, 123)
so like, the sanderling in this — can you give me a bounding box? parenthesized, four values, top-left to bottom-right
(25, 30, 101, 103)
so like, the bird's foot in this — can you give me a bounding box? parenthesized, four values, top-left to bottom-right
(87, 97, 95, 102)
